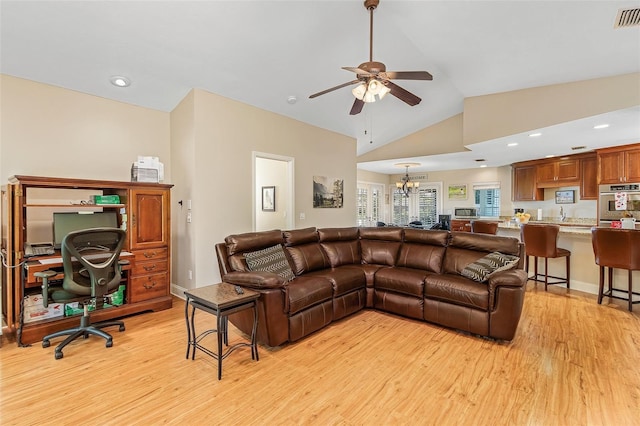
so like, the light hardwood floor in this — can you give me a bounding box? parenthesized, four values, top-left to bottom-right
(1, 282, 639, 425)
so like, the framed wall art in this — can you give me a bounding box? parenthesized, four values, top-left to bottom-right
(555, 190, 575, 204)
(262, 186, 275, 211)
(448, 184, 467, 200)
(313, 176, 343, 208)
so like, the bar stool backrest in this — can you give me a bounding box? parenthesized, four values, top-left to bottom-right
(591, 228, 640, 271)
(521, 224, 561, 258)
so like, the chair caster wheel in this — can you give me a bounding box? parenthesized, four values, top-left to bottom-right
(42, 340, 50, 348)
(55, 351, 63, 360)
(106, 340, 113, 348)
(119, 325, 125, 332)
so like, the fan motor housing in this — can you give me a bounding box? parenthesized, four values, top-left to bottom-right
(359, 61, 386, 74)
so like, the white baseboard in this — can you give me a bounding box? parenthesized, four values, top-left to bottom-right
(171, 283, 188, 300)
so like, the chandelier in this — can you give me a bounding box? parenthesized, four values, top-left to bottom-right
(396, 163, 420, 197)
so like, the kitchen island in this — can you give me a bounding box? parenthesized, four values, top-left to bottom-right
(497, 221, 639, 298)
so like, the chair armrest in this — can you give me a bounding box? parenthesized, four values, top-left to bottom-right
(34, 270, 57, 308)
(222, 271, 286, 289)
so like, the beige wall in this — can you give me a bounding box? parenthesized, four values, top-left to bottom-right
(358, 114, 465, 162)
(172, 89, 357, 288)
(463, 73, 640, 145)
(358, 73, 640, 161)
(0, 75, 170, 183)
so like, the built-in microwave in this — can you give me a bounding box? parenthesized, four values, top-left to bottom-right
(454, 207, 478, 218)
(598, 183, 640, 224)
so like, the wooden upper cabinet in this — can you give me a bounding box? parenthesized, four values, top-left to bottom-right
(598, 144, 640, 184)
(536, 158, 580, 187)
(129, 188, 170, 250)
(512, 165, 543, 201)
(580, 156, 598, 200)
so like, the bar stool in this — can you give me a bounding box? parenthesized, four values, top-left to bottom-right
(520, 223, 571, 290)
(471, 221, 499, 235)
(591, 228, 640, 312)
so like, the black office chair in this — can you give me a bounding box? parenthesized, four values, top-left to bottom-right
(409, 221, 423, 228)
(37, 228, 128, 359)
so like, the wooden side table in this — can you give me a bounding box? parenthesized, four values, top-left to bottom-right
(184, 283, 259, 380)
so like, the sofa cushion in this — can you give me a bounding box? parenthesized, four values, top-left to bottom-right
(361, 240, 401, 266)
(283, 227, 318, 246)
(321, 240, 361, 267)
(286, 243, 331, 275)
(444, 232, 521, 275)
(460, 252, 519, 283)
(306, 266, 365, 296)
(397, 243, 446, 273)
(424, 273, 489, 310)
(286, 276, 334, 314)
(318, 227, 359, 241)
(226, 230, 283, 255)
(374, 267, 427, 297)
(245, 244, 295, 282)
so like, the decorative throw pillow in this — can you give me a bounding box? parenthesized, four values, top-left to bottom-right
(245, 244, 295, 282)
(460, 252, 519, 283)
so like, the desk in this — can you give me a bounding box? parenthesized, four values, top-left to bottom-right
(24, 251, 134, 289)
(184, 283, 259, 380)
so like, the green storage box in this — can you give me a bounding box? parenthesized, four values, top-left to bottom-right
(92, 194, 121, 205)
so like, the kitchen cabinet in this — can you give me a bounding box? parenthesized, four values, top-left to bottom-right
(598, 144, 640, 184)
(580, 156, 598, 200)
(512, 165, 543, 201)
(536, 158, 580, 188)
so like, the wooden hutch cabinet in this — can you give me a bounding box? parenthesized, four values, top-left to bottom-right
(1, 176, 173, 344)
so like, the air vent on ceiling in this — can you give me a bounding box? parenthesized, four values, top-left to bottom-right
(571, 146, 587, 151)
(614, 8, 640, 28)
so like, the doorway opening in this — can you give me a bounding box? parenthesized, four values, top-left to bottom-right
(253, 152, 294, 231)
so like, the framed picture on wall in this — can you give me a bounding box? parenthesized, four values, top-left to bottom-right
(262, 186, 275, 211)
(555, 190, 575, 204)
(448, 184, 467, 200)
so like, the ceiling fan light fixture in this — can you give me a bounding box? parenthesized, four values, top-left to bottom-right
(352, 83, 367, 100)
(363, 91, 376, 103)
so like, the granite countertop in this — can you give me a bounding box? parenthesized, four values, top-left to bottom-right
(498, 220, 595, 235)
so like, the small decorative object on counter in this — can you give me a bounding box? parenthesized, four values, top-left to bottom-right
(515, 212, 531, 224)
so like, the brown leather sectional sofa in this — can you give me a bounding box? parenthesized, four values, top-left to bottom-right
(215, 227, 528, 347)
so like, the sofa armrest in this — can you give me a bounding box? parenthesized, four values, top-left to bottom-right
(487, 268, 527, 289)
(487, 268, 527, 311)
(222, 271, 286, 289)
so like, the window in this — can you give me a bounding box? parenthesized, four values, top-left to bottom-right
(473, 182, 501, 217)
(391, 183, 441, 226)
(356, 183, 384, 226)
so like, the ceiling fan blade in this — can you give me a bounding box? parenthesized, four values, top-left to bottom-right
(381, 71, 433, 81)
(309, 80, 361, 99)
(386, 81, 422, 106)
(342, 66, 373, 77)
(349, 98, 365, 115)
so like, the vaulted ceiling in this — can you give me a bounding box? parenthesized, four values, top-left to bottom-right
(2, 1, 639, 173)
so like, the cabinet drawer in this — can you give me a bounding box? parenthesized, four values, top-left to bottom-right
(132, 259, 168, 276)
(132, 247, 168, 262)
(130, 272, 169, 302)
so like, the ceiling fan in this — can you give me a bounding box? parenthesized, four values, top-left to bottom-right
(309, 0, 433, 116)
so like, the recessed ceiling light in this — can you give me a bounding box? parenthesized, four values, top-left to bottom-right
(507, 142, 518, 147)
(110, 76, 131, 87)
(479, 164, 487, 168)
(545, 154, 555, 158)
(528, 132, 542, 137)
(593, 124, 610, 129)
(287, 95, 297, 105)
